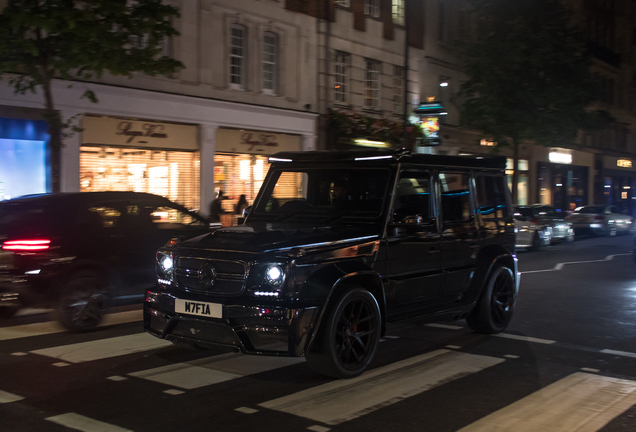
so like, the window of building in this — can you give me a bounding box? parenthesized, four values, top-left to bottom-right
(364, 60, 381, 109)
(335, 0, 350, 7)
(392, 0, 405, 25)
(334, 51, 350, 104)
(365, 0, 380, 18)
(80, 147, 200, 210)
(262, 32, 278, 95)
(438, 0, 447, 42)
(230, 24, 246, 89)
(393, 66, 404, 114)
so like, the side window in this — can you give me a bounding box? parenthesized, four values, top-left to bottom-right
(150, 206, 205, 228)
(87, 206, 123, 228)
(440, 172, 471, 223)
(393, 171, 432, 224)
(610, 206, 620, 214)
(474, 174, 509, 221)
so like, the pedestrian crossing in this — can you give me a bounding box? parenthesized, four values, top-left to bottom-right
(1, 315, 636, 432)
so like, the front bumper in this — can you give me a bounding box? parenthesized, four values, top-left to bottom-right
(143, 291, 319, 357)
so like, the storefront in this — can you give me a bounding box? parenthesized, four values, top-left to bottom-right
(212, 128, 302, 224)
(80, 115, 200, 209)
(0, 117, 50, 200)
(533, 147, 594, 213)
(599, 156, 636, 217)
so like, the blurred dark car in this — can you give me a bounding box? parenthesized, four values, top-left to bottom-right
(0, 192, 212, 331)
(565, 205, 633, 236)
(515, 204, 574, 243)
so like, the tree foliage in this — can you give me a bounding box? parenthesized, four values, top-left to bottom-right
(0, 0, 183, 192)
(459, 0, 611, 200)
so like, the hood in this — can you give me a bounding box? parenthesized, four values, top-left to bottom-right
(178, 222, 379, 255)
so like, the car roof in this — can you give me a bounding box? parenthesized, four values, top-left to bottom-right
(2, 191, 173, 204)
(269, 149, 507, 170)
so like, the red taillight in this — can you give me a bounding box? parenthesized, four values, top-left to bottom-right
(593, 215, 605, 221)
(530, 219, 539, 225)
(2, 239, 51, 251)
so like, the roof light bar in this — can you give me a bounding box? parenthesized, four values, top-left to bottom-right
(268, 157, 293, 163)
(354, 155, 393, 161)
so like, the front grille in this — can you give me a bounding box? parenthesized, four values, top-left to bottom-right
(175, 256, 248, 295)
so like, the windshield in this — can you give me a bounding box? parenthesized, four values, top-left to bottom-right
(250, 167, 391, 223)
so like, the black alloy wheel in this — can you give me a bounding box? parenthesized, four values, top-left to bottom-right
(55, 270, 107, 332)
(306, 287, 381, 379)
(466, 264, 516, 334)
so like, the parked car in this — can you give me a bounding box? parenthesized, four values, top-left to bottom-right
(0, 192, 212, 331)
(515, 204, 574, 244)
(513, 215, 551, 251)
(144, 149, 519, 379)
(565, 205, 633, 236)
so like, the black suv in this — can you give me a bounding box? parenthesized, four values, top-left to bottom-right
(145, 150, 518, 378)
(0, 192, 211, 331)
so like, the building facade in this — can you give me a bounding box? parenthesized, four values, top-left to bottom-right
(0, 0, 318, 222)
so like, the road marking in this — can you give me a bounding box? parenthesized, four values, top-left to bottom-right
(163, 389, 184, 395)
(504, 355, 520, 359)
(46, 413, 132, 432)
(520, 253, 631, 274)
(601, 349, 636, 359)
(456, 372, 636, 432)
(0, 310, 142, 341)
(10, 352, 28, 356)
(107, 376, 127, 382)
(581, 368, 600, 373)
(494, 333, 556, 345)
(129, 352, 304, 389)
(53, 362, 71, 367)
(259, 349, 504, 426)
(0, 390, 24, 403)
(30, 333, 172, 363)
(426, 323, 464, 330)
(445, 345, 462, 349)
(235, 407, 258, 414)
(307, 426, 331, 432)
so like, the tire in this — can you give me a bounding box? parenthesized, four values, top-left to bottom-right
(55, 270, 108, 332)
(466, 264, 516, 334)
(565, 229, 575, 242)
(0, 306, 20, 319)
(306, 287, 381, 379)
(529, 232, 543, 251)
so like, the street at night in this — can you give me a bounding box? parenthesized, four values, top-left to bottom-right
(1, 234, 635, 432)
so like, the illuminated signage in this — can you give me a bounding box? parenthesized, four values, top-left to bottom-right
(353, 139, 391, 148)
(617, 159, 633, 168)
(548, 152, 572, 164)
(420, 117, 440, 145)
(480, 139, 496, 147)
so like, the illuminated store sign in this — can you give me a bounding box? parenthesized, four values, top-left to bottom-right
(216, 128, 301, 155)
(420, 117, 440, 145)
(617, 159, 633, 168)
(548, 152, 572, 164)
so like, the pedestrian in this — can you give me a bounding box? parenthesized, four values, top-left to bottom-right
(209, 190, 224, 223)
(235, 194, 248, 215)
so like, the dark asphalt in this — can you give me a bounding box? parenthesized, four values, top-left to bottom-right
(0, 234, 635, 432)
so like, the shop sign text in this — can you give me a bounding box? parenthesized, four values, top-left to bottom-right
(116, 121, 169, 144)
(617, 159, 633, 168)
(240, 132, 279, 151)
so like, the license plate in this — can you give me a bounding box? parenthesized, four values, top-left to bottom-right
(175, 299, 222, 318)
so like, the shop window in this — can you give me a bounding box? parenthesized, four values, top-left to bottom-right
(0, 138, 47, 200)
(80, 146, 200, 211)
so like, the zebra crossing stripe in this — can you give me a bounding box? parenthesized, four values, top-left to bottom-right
(258, 349, 504, 426)
(0, 310, 142, 341)
(456, 372, 636, 432)
(0, 389, 24, 403)
(128, 352, 305, 389)
(46, 413, 132, 432)
(30, 333, 172, 363)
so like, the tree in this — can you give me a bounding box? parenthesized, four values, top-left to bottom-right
(459, 0, 611, 203)
(0, 0, 183, 193)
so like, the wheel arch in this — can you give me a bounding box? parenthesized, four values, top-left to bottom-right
(464, 245, 518, 306)
(299, 260, 385, 355)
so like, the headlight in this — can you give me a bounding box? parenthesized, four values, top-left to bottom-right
(161, 255, 173, 272)
(265, 265, 284, 287)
